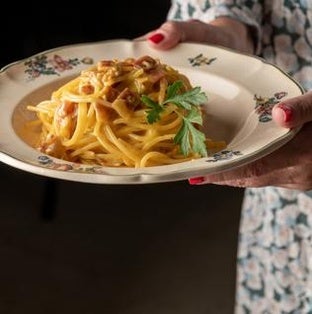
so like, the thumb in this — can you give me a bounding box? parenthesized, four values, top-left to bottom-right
(272, 91, 312, 128)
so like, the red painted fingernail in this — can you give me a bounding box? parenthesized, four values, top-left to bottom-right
(188, 177, 205, 185)
(148, 33, 164, 44)
(277, 103, 293, 123)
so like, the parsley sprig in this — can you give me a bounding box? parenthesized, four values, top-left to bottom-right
(141, 80, 208, 157)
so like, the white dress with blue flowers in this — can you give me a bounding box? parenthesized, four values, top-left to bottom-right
(167, 1, 312, 313)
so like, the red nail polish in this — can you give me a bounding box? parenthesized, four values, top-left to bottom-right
(148, 33, 164, 44)
(278, 103, 293, 123)
(188, 177, 205, 185)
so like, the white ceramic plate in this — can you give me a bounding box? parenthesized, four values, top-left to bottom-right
(0, 39, 304, 184)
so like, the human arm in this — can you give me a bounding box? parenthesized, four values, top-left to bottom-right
(189, 92, 312, 190)
(140, 9, 312, 191)
(143, 18, 254, 54)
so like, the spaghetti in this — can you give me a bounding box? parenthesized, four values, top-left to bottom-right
(27, 55, 226, 168)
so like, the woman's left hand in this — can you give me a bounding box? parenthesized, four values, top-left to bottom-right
(189, 92, 312, 190)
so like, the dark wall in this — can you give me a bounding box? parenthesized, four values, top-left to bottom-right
(1, 1, 171, 68)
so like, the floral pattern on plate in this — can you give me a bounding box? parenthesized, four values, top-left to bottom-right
(24, 54, 93, 80)
(0, 40, 304, 184)
(254, 92, 288, 122)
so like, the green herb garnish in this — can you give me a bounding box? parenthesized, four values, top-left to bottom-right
(141, 80, 208, 157)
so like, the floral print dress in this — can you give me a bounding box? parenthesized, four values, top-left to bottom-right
(167, 1, 312, 313)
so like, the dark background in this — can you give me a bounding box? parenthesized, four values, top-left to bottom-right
(0, 2, 244, 313)
(1, 1, 171, 67)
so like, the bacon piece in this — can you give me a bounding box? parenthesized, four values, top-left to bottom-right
(80, 84, 94, 95)
(117, 88, 140, 108)
(38, 134, 65, 158)
(134, 55, 158, 71)
(57, 100, 76, 118)
(94, 103, 113, 123)
(97, 60, 115, 71)
(103, 86, 120, 102)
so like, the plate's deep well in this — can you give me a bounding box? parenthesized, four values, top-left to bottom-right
(0, 39, 304, 184)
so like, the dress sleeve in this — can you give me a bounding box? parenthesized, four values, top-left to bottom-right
(167, 0, 263, 54)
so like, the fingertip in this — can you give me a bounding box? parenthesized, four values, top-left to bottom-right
(188, 177, 205, 185)
(146, 31, 179, 50)
(272, 103, 294, 128)
(146, 21, 183, 50)
(148, 33, 165, 44)
(146, 31, 170, 50)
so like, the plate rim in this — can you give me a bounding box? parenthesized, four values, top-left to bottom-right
(0, 39, 305, 184)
